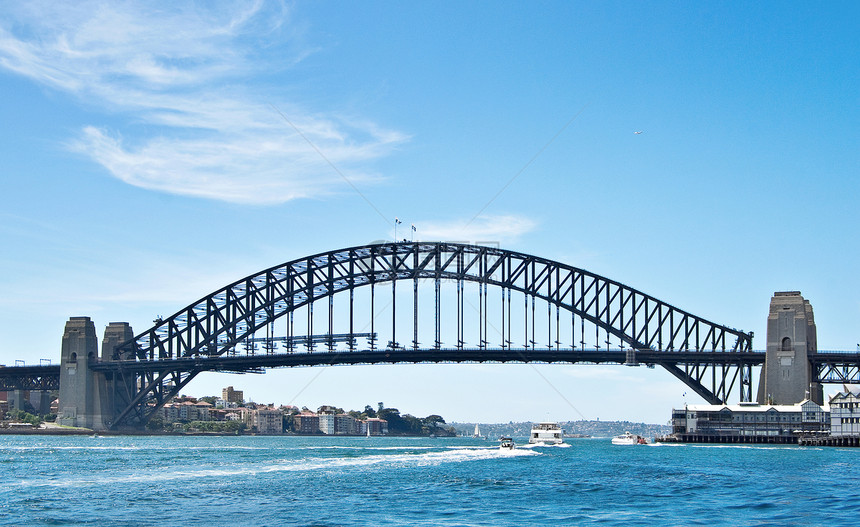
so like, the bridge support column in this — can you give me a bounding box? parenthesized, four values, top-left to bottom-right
(100, 322, 135, 428)
(9, 390, 27, 411)
(757, 292, 822, 405)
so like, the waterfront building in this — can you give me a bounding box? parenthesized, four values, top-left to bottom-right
(293, 412, 320, 434)
(253, 408, 284, 434)
(670, 400, 828, 442)
(222, 386, 244, 405)
(829, 388, 860, 436)
(318, 412, 335, 434)
(335, 414, 357, 435)
(365, 417, 388, 436)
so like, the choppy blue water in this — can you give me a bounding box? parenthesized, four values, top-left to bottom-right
(1, 434, 858, 526)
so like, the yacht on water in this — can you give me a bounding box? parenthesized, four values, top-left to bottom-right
(499, 436, 515, 450)
(611, 431, 648, 445)
(528, 422, 565, 445)
(473, 424, 482, 438)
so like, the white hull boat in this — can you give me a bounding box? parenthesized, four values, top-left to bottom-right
(528, 422, 565, 445)
(611, 431, 648, 445)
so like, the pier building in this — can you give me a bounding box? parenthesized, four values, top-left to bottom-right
(666, 400, 829, 443)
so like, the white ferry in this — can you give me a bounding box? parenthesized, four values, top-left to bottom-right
(611, 431, 648, 445)
(528, 422, 565, 445)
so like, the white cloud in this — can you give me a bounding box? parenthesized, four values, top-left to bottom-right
(0, 2, 407, 204)
(417, 214, 539, 244)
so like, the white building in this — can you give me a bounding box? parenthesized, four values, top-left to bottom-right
(829, 388, 860, 436)
(318, 413, 335, 435)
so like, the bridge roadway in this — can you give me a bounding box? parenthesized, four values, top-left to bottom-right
(0, 364, 60, 391)
(85, 348, 766, 373)
(6, 349, 860, 391)
(4, 347, 765, 388)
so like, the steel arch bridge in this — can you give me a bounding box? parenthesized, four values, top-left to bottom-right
(102, 242, 756, 429)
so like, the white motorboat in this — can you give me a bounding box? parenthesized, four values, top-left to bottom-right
(499, 436, 515, 450)
(528, 422, 565, 445)
(611, 431, 648, 445)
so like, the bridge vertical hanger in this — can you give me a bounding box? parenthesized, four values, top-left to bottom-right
(370, 253, 376, 351)
(413, 246, 419, 350)
(434, 246, 441, 349)
(328, 255, 334, 352)
(482, 250, 489, 350)
(523, 262, 529, 350)
(478, 253, 483, 350)
(547, 268, 552, 349)
(457, 249, 463, 350)
(391, 243, 397, 350)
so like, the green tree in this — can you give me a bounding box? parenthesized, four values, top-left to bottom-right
(8, 409, 41, 427)
(147, 416, 165, 431)
(423, 414, 445, 432)
(378, 408, 407, 433)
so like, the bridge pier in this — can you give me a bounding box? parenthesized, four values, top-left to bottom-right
(7, 389, 27, 412)
(100, 322, 135, 428)
(10, 389, 51, 414)
(58, 317, 101, 428)
(757, 292, 823, 405)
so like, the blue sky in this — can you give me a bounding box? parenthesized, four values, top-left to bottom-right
(1, 2, 858, 424)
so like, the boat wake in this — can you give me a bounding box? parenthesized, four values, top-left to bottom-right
(519, 442, 571, 449)
(9, 447, 540, 490)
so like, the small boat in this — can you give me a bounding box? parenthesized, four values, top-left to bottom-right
(611, 431, 648, 445)
(473, 424, 482, 438)
(528, 422, 565, 445)
(499, 436, 515, 450)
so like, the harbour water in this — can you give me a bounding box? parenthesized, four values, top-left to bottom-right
(2, 434, 858, 525)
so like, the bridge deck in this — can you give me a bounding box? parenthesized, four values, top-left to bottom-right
(86, 348, 766, 374)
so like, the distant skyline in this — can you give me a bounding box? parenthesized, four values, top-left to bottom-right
(1, 2, 858, 424)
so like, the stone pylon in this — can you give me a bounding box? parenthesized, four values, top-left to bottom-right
(99, 322, 135, 428)
(58, 318, 135, 430)
(756, 292, 822, 405)
(57, 317, 100, 428)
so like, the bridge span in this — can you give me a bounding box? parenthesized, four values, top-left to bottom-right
(0, 242, 855, 430)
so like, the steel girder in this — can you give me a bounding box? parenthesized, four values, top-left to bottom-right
(108, 242, 755, 428)
(812, 353, 860, 384)
(0, 365, 60, 391)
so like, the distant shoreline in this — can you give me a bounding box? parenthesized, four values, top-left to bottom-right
(0, 427, 450, 438)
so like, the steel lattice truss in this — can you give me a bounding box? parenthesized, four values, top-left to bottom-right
(106, 242, 756, 428)
(812, 353, 860, 384)
(0, 365, 60, 391)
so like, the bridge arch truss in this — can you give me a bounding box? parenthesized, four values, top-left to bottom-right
(108, 242, 754, 428)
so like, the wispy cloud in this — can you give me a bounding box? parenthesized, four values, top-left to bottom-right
(417, 214, 538, 244)
(0, 2, 407, 204)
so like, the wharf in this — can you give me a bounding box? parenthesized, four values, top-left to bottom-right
(797, 435, 860, 447)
